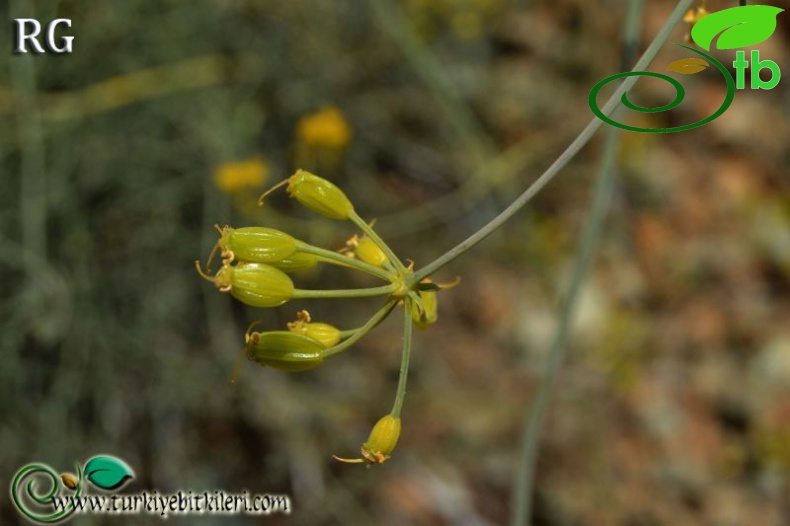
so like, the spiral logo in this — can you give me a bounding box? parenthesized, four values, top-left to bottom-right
(10, 455, 133, 524)
(589, 44, 736, 133)
(10, 463, 81, 523)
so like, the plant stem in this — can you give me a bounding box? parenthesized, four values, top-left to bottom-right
(339, 328, 359, 339)
(297, 242, 394, 281)
(390, 296, 414, 418)
(321, 300, 398, 359)
(349, 211, 408, 273)
(511, 118, 624, 526)
(509, 1, 643, 524)
(412, 0, 696, 284)
(293, 284, 397, 300)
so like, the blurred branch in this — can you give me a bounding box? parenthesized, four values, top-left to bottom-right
(510, 1, 642, 524)
(0, 55, 232, 121)
(368, 0, 495, 165)
(9, 0, 47, 271)
(508, 73, 628, 526)
(367, 0, 571, 239)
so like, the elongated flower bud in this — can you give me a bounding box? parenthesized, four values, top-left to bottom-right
(356, 236, 389, 268)
(287, 169, 354, 220)
(410, 290, 438, 329)
(196, 261, 294, 308)
(334, 415, 401, 464)
(268, 252, 319, 272)
(363, 415, 401, 461)
(246, 330, 325, 372)
(288, 320, 341, 348)
(218, 226, 298, 263)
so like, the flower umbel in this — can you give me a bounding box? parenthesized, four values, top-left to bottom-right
(200, 169, 453, 463)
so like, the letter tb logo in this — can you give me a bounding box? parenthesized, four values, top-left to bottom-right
(733, 50, 781, 90)
(13, 18, 74, 54)
(589, 5, 784, 133)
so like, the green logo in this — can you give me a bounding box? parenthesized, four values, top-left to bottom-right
(590, 5, 784, 133)
(10, 455, 134, 523)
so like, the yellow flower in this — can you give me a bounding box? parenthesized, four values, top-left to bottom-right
(684, 6, 709, 25)
(683, 5, 709, 43)
(214, 158, 268, 194)
(296, 106, 352, 149)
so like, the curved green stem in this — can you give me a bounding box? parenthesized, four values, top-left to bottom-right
(510, 1, 647, 524)
(321, 299, 398, 359)
(297, 242, 394, 281)
(390, 296, 414, 419)
(338, 328, 359, 339)
(349, 211, 408, 273)
(412, 0, 696, 284)
(293, 284, 396, 300)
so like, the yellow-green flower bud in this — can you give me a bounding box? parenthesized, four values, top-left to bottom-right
(268, 252, 319, 273)
(288, 320, 341, 348)
(246, 330, 325, 372)
(334, 415, 402, 464)
(196, 261, 294, 308)
(217, 225, 298, 264)
(355, 236, 389, 268)
(410, 290, 438, 329)
(362, 414, 401, 462)
(286, 169, 353, 220)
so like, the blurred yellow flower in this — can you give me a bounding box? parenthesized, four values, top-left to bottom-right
(296, 106, 352, 149)
(683, 4, 709, 42)
(684, 6, 709, 25)
(214, 158, 268, 194)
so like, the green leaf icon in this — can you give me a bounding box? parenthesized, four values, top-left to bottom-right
(691, 5, 784, 51)
(84, 456, 134, 490)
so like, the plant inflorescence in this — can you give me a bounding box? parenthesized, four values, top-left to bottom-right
(197, 169, 454, 464)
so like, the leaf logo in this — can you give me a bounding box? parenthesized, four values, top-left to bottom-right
(667, 57, 710, 74)
(691, 5, 784, 51)
(83, 455, 134, 491)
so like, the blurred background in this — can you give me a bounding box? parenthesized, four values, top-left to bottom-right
(1, 0, 789, 524)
